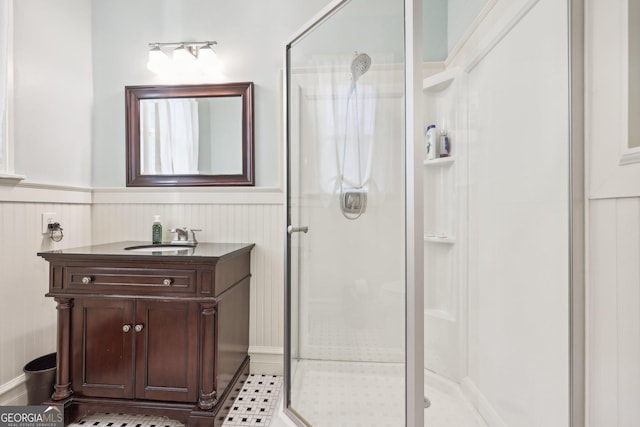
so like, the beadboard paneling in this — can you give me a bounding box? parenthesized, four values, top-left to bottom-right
(91, 202, 285, 350)
(589, 197, 640, 426)
(0, 201, 91, 387)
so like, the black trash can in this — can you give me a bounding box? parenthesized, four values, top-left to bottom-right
(23, 353, 56, 405)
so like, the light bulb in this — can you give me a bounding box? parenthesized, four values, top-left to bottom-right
(173, 45, 196, 70)
(198, 44, 217, 69)
(147, 46, 169, 73)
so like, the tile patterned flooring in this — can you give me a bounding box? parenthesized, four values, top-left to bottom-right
(68, 367, 485, 427)
(222, 374, 282, 426)
(68, 375, 282, 427)
(69, 412, 185, 427)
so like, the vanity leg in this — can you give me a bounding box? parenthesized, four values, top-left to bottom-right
(52, 297, 73, 400)
(198, 303, 217, 410)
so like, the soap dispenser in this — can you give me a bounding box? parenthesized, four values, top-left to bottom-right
(152, 215, 162, 244)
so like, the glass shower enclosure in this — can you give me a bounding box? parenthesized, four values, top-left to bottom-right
(285, 0, 411, 425)
(284, 0, 583, 426)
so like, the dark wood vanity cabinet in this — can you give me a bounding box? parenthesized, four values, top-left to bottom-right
(72, 299, 199, 402)
(38, 242, 254, 427)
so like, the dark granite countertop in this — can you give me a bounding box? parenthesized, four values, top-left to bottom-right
(38, 241, 254, 261)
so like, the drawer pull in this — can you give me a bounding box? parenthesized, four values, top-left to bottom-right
(163, 278, 172, 286)
(81, 276, 92, 284)
(122, 324, 131, 333)
(134, 324, 144, 332)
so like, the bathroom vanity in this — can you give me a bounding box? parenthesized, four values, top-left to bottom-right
(38, 241, 254, 426)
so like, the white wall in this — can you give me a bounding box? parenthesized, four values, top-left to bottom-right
(90, 0, 328, 188)
(447, 0, 488, 54)
(587, 0, 640, 199)
(439, 0, 571, 425)
(422, 0, 490, 62)
(12, 0, 93, 187)
(0, 0, 94, 403)
(587, 0, 640, 424)
(423, 0, 448, 61)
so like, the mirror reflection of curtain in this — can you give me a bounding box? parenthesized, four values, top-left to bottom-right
(140, 99, 200, 174)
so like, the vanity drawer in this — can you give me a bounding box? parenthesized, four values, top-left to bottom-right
(64, 266, 197, 294)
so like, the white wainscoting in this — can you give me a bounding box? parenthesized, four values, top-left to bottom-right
(91, 195, 285, 374)
(589, 197, 640, 426)
(0, 188, 92, 401)
(0, 186, 285, 406)
(586, 0, 640, 425)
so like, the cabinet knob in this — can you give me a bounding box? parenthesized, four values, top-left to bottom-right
(122, 324, 131, 333)
(134, 324, 144, 332)
(81, 276, 92, 284)
(163, 278, 172, 286)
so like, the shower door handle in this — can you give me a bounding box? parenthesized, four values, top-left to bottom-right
(287, 225, 309, 234)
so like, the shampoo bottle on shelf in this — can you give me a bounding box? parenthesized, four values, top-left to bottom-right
(152, 215, 162, 244)
(425, 124, 437, 160)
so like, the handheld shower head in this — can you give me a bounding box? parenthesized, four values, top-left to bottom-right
(340, 51, 372, 220)
(350, 52, 371, 82)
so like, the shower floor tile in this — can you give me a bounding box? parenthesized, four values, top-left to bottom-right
(67, 375, 283, 427)
(303, 307, 404, 363)
(289, 360, 405, 427)
(288, 360, 487, 427)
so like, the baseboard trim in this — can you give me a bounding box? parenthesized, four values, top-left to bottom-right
(0, 374, 25, 395)
(0, 374, 27, 406)
(460, 377, 507, 427)
(249, 346, 284, 375)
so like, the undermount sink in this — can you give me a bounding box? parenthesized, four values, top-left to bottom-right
(124, 244, 196, 252)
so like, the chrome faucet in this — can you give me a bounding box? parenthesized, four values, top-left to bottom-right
(170, 227, 201, 245)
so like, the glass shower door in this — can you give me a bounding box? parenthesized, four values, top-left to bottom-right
(285, 0, 407, 425)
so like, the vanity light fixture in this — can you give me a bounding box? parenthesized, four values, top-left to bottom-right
(146, 41, 218, 73)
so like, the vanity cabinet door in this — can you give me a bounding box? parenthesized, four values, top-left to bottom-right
(134, 300, 199, 402)
(72, 298, 135, 399)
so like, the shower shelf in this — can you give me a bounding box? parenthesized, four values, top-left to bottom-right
(424, 156, 454, 167)
(424, 234, 456, 244)
(423, 67, 461, 92)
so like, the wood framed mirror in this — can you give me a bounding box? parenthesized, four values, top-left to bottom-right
(125, 82, 254, 186)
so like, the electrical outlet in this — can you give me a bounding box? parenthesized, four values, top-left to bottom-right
(42, 212, 57, 234)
